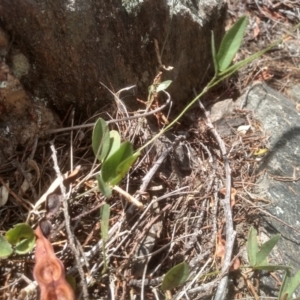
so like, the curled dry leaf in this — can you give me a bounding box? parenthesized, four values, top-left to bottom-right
(34, 225, 75, 300)
(19, 173, 34, 195)
(216, 233, 226, 263)
(231, 257, 241, 271)
(0, 181, 9, 207)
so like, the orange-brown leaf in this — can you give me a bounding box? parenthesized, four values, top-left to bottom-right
(34, 225, 75, 300)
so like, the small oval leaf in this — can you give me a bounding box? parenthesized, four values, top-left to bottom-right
(15, 234, 36, 254)
(107, 130, 121, 159)
(247, 226, 258, 267)
(66, 275, 77, 293)
(161, 262, 190, 291)
(101, 141, 134, 183)
(109, 151, 140, 186)
(156, 80, 172, 92)
(0, 235, 13, 258)
(216, 16, 248, 72)
(280, 269, 300, 300)
(0, 182, 9, 207)
(5, 223, 35, 245)
(92, 118, 110, 162)
(256, 234, 280, 266)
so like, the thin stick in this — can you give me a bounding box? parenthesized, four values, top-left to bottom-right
(138, 135, 184, 193)
(70, 108, 75, 172)
(113, 185, 144, 209)
(196, 94, 235, 300)
(45, 91, 171, 135)
(50, 142, 89, 299)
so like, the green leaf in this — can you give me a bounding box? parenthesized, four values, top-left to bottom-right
(280, 269, 300, 300)
(156, 80, 172, 92)
(100, 203, 110, 242)
(161, 262, 190, 291)
(97, 174, 112, 198)
(247, 226, 258, 266)
(92, 118, 110, 162)
(216, 16, 248, 72)
(279, 270, 291, 300)
(101, 141, 134, 183)
(253, 264, 291, 271)
(256, 234, 280, 266)
(15, 234, 36, 254)
(107, 130, 121, 159)
(5, 223, 35, 245)
(0, 235, 13, 258)
(109, 151, 140, 186)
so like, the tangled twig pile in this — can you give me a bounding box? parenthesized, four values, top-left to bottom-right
(0, 80, 269, 299)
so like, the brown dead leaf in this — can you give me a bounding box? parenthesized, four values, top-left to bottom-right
(231, 257, 241, 271)
(216, 229, 226, 263)
(34, 225, 75, 300)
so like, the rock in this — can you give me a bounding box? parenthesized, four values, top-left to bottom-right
(0, 0, 227, 164)
(287, 84, 300, 104)
(242, 83, 300, 296)
(209, 83, 300, 296)
(0, 58, 59, 164)
(0, 0, 226, 115)
(242, 84, 300, 273)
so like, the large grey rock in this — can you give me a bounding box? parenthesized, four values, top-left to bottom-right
(0, 0, 226, 163)
(210, 83, 300, 296)
(244, 84, 300, 271)
(0, 0, 226, 114)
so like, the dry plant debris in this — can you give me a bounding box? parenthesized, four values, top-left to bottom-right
(0, 85, 271, 299)
(227, 0, 300, 97)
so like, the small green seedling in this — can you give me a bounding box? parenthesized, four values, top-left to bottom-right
(92, 118, 140, 197)
(156, 80, 172, 92)
(214, 16, 248, 73)
(246, 226, 300, 299)
(0, 223, 35, 258)
(92, 80, 172, 198)
(140, 17, 300, 154)
(246, 226, 288, 271)
(161, 261, 190, 292)
(279, 269, 300, 300)
(0, 235, 13, 258)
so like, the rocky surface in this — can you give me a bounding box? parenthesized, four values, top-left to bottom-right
(0, 0, 226, 164)
(209, 83, 300, 296)
(0, 58, 59, 165)
(243, 84, 300, 273)
(0, 0, 226, 114)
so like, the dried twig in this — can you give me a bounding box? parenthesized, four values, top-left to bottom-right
(45, 91, 171, 134)
(196, 95, 235, 300)
(50, 143, 89, 299)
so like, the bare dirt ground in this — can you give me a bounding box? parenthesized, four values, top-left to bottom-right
(0, 1, 300, 299)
